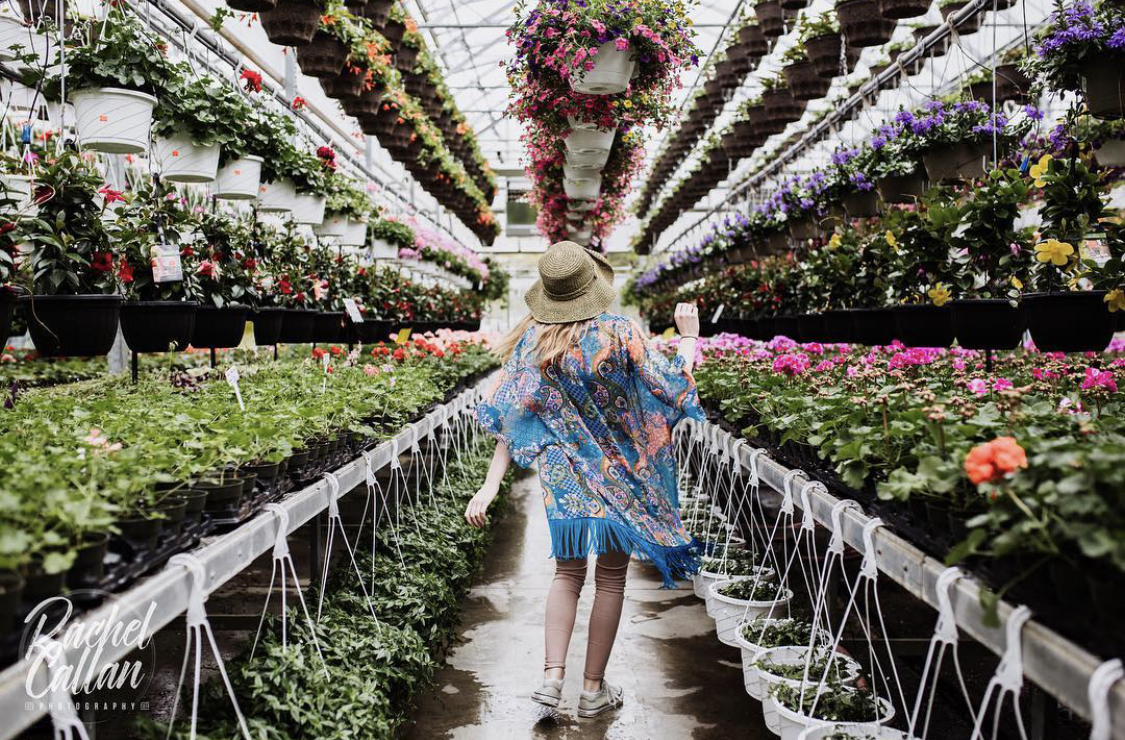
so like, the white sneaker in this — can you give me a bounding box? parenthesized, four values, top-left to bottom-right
(531, 678, 564, 708)
(578, 680, 624, 718)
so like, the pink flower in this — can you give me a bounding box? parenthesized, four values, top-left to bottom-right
(1080, 367, 1118, 393)
(967, 379, 989, 396)
(363, 364, 379, 377)
(993, 378, 1013, 392)
(772, 353, 810, 377)
(813, 360, 834, 373)
(615, 37, 629, 51)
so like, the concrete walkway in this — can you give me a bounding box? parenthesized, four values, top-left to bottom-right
(406, 470, 770, 740)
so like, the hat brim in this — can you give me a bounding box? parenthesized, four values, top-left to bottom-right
(525, 273, 616, 325)
(554, 240, 615, 286)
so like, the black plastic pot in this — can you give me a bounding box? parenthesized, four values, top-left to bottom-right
(805, 33, 857, 79)
(951, 299, 1026, 350)
(65, 532, 109, 590)
(922, 141, 990, 181)
(0, 570, 24, 634)
(22, 560, 64, 606)
(226, 0, 276, 11)
(1024, 291, 1116, 352)
(196, 477, 245, 514)
(842, 189, 880, 218)
(362, 0, 393, 26)
(115, 516, 163, 552)
(191, 305, 248, 349)
(755, 0, 785, 37)
(783, 61, 831, 100)
(259, 0, 321, 46)
(242, 460, 282, 493)
(23, 294, 122, 357)
(120, 300, 199, 353)
(295, 32, 348, 78)
(1081, 57, 1125, 119)
(876, 171, 927, 203)
(851, 307, 898, 345)
(837, 0, 897, 47)
(277, 308, 317, 344)
(179, 490, 209, 524)
(0, 288, 17, 345)
(313, 311, 345, 344)
(822, 310, 856, 343)
(894, 304, 955, 347)
(797, 313, 828, 343)
(156, 498, 188, 539)
(877, 0, 930, 18)
(251, 307, 286, 345)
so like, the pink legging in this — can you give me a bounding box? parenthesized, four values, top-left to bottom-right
(543, 550, 630, 682)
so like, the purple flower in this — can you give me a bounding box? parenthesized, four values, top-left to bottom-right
(1109, 28, 1125, 49)
(1022, 105, 1044, 120)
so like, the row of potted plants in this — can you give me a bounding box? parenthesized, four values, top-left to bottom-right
(682, 332, 1125, 660)
(503, 0, 699, 245)
(0, 332, 498, 648)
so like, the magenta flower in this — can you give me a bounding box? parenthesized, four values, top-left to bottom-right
(1081, 367, 1118, 393)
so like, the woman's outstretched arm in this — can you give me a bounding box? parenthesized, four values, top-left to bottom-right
(674, 302, 700, 373)
(465, 440, 512, 529)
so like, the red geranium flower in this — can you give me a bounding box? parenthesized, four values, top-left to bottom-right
(91, 252, 114, 273)
(240, 68, 263, 93)
(98, 186, 124, 203)
(117, 262, 134, 283)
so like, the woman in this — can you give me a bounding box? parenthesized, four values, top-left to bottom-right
(466, 240, 705, 717)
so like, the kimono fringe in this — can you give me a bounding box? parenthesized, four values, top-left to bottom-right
(548, 518, 702, 589)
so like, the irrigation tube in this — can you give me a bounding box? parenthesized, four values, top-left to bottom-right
(686, 418, 1125, 736)
(0, 374, 494, 740)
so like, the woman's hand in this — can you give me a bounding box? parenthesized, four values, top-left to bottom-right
(464, 483, 500, 529)
(674, 302, 700, 338)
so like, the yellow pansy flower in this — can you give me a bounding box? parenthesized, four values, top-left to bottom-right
(1029, 154, 1052, 188)
(828, 233, 842, 250)
(1034, 239, 1074, 266)
(1010, 276, 1023, 290)
(927, 283, 952, 307)
(885, 231, 897, 248)
(1106, 288, 1125, 313)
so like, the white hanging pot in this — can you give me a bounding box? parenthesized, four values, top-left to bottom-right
(567, 226, 592, 244)
(1, 80, 43, 114)
(257, 177, 298, 213)
(565, 148, 610, 170)
(772, 691, 895, 740)
(370, 237, 399, 260)
(292, 193, 326, 225)
(71, 87, 157, 155)
(708, 579, 793, 647)
(565, 126, 616, 155)
(314, 211, 349, 238)
(798, 724, 917, 740)
(568, 199, 597, 213)
(0, 19, 49, 70)
(1095, 139, 1125, 168)
(563, 165, 603, 183)
(564, 175, 601, 201)
(699, 565, 775, 615)
(569, 40, 635, 95)
(340, 218, 368, 247)
(0, 173, 37, 215)
(154, 133, 220, 184)
(756, 646, 863, 733)
(567, 114, 607, 132)
(213, 155, 263, 201)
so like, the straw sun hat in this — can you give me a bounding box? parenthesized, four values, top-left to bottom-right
(525, 241, 616, 324)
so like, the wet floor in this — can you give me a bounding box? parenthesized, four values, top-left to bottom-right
(405, 470, 771, 740)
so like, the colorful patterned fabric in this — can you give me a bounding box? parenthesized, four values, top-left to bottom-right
(475, 313, 705, 586)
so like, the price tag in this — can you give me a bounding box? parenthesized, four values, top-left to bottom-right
(661, 326, 675, 340)
(321, 353, 330, 393)
(395, 328, 412, 345)
(343, 298, 364, 324)
(151, 244, 183, 284)
(225, 365, 245, 411)
(711, 304, 725, 323)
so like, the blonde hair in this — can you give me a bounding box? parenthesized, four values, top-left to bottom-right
(494, 314, 591, 366)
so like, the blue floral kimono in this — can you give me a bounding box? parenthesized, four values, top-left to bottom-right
(475, 313, 705, 586)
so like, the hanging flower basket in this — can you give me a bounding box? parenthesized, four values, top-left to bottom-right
(277, 308, 316, 343)
(71, 87, 157, 155)
(213, 155, 263, 200)
(755, 0, 786, 37)
(798, 725, 917, 740)
(843, 189, 880, 217)
(757, 646, 863, 733)
(738, 23, 770, 56)
(340, 218, 368, 246)
(994, 63, 1032, 103)
(395, 44, 420, 73)
(251, 307, 286, 345)
(292, 193, 327, 225)
(783, 61, 831, 100)
(893, 304, 955, 347)
(320, 66, 366, 100)
(226, 0, 276, 13)
(922, 140, 990, 181)
(312, 311, 344, 343)
(569, 41, 636, 95)
(851, 307, 898, 345)
(296, 32, 348, 78)
(23, 294, 122, 357)
(805, 34, 858, 79)
(1081, 57, 1125, 120)
(821, 310, 856, 342)
(708, 580, 793, 647)
(361, 0, 392, 26)
(876, 0, 930, 19)
(939, 1, 981, 35)
(191, 305, 248, 349)
(381, 17, 406, 44)
(875, 170, 926, 203)
(153, 133, 220, 184)
(565, 126, 616, 155)
(258, 178, 299, 213)
(564, 175, 601, 201)
(370, 237, 399, 260)
(1095, 138, 1125, 167)
(837, 0, 897, 48)
(951, 299, 1026, 350)
(314, 212, 349, 238)
(772, 692, 895, 740)
(120, 300, 199, 353)
(1024, 291, 1116, 352)
(763, 89, 805, 127)
(259, 0, 321, 47)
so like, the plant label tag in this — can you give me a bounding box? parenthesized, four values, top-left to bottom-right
(321, 353, 330, 393)
(225, 366, 245, 411)
(151, 244, 183, 284)
(661, 326, 675, 340)
(395, 328, 412, 345)
(343, 298, 363, 324)
(711, 304, 725, 324)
